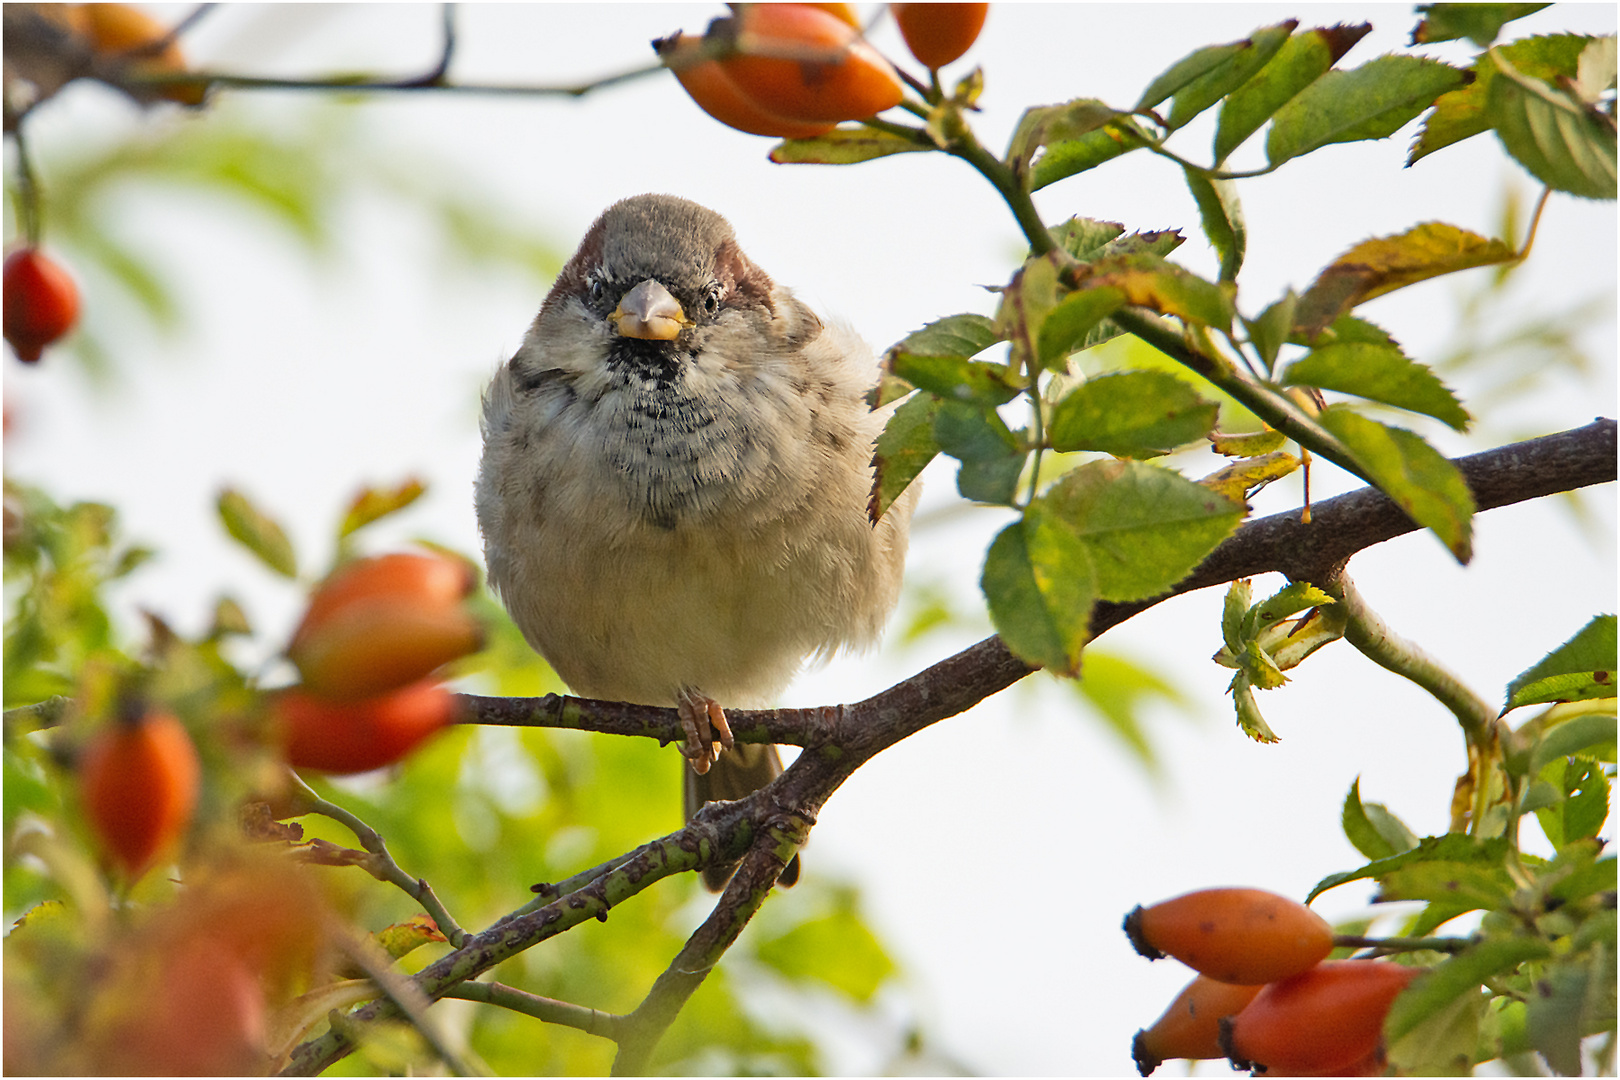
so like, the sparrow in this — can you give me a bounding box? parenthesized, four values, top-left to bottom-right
(475, 194, 916, 889)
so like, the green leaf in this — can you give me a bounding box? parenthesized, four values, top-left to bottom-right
(1210, 428, 1288, 456)
(1041, 460, 1244, 602)
(1524, 949, 1616, 1076)
(934, 402, 1025, 505)
(1412, 3, 1550, 47)
(1222, 579, 1253, 655)
(997, 253, 1065, 373)
(1070, 650, 1189, 773)
(1246, 290, 1298, 372)
(888, 313, 1002, 361)
(981, 515, 1097, 676)
(1137, 39, 1252, 111)
(1185, 168, 1246, 282)
(1379, 860, 1515, 910)
(1386, 982, 1488, 1077)
(1079, 254, 1236, 332)
(338, 477, 427, 540)
(1006, 98, 1118, 185)
(870, 393, 940, 521)
(1030, 118, 1151, 191)
(890, 353, 1021, 407)
(1035, 287, 1126, 370)
(1241, 638, 1289, 689)
(1528, 710, 1620, 775)
(1294, 224, 1518, 340)
(1308, 834, 1507, 903)
(754, 908, 897, 1001)
(1506, 616, 1619, 712)
(1047, 371, 1219, 458)
(216, 488, 297, 578)
(1163, 22, 1299, 133)
(1410, 34, 1593, 165)
(1489, 47, 1619, 200)
(1316, 406, 1475, 562)
(1199, 451, 1300, 504)
(1231, 674, 1280, 743)
(1047, 218, 1125, 262)
(768, 127, 931, 165)
(1246, 580, 1335, 637)
(1267, 54, 1469, 167)
(1386, 938, 1552, 1048)
(1214, 23, 1373, 164)
(1535, 756, 1610, 848)
(1282, 341, 1471, 431)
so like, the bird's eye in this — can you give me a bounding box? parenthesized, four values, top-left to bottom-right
(702, 283, 723, 316)
(587, 277, 606, 304)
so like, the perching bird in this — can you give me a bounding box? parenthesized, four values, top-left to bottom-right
(475, 194, 915, 888)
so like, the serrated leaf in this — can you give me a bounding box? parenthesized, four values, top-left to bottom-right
(1247, 580, 1335, 634)
(1031, 118, 1153, 190)
(890, 353, 1021, 407)
(1386, 938, 1551, 1048)
(1047, 371, 1218, 458)
(1265, 604, 1347, 670)
(1524, 951, 1615, 1076)
(1231, 674, 1280, 742)
(935, 402, 1024, 505)
(1078, 254, 1235, 332)
(768, 126, 931, 165)
(1200, 450, 1299, 504)
(1412, 3, 1550, 47)
(1294, 223, 1518, 340)
(1307, 834, 1507, 903)
(981, 514, 1097, 676)
(1410, 34, 1593, 164)
(1282, 341, 1471, 431)
(339, 477, 426, 540)
(1102, 230, 1187, 260)
(1489, 48, 1618, 200)
(1041, 460, 1243, 603)
(1246, 290, 1298, 372)
(1386, 983, 1488, 1077)
(1006, 98, 1118, 185)
(217, 488, 297, 578)
(1312, 314, 1400, 348)
(1527, 711, 1620, 775)
(1036, 287, 1126, 370)
(1506, 616, 1618, 712)
(1211, 428, 1288, 456)
(888, 313, 1001, 360)
(1241, 638, 1289, 689)
(1185, 168, 1246, 282)
(1535, 756, 1610, 848)
(1164, 22, 1299, 133)
(1138, 39, 1251, 111)
(1222, 579, 1253, 655)
(1047, 217, 1126, 262)
(1379, 860, 1516, 910)
(997, 253, 1065, 374)
(1317, 406, 1476, 562)
(869, 393, 940, 521)
(1214, 23, 1373, 164)
(1267, 54, 1469, 167)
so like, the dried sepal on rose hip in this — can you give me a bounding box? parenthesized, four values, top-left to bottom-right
(1123, 886, 1334, 985)
(1219, 959, 1422, 1076)
(286, 551, 483, 701)
(4, 248, 80, 364)
(77, 703, 201, 879)
(891, 3, 988, 69)
(273, 679, 460, 775)
(705, 3, 903, 125)
(1132, 974, 1262, 1076)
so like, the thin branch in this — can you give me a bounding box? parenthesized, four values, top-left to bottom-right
(441, 981, 623, 1040)
(333, 924, 480, 1077)
(1333, 933, 1475, 955)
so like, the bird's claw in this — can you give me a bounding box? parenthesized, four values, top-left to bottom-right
(677, 690, 733, 775)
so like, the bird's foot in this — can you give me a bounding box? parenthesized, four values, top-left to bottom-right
(676, 688, 733, 775)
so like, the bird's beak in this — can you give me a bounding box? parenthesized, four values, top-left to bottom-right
(608, 279, 692, 341)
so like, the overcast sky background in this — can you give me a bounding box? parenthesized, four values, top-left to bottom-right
(5, 4, 1616, 1075)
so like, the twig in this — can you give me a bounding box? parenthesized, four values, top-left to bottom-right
(441, 981, 623, 1039)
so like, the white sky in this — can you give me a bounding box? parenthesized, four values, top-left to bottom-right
(5, 4, 1616, 1075)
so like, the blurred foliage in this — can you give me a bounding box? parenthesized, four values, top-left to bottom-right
(3, 476, 935, 1075)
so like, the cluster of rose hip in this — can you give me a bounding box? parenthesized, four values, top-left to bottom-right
(78, 552, 482, 883)
(1126, 887, 1421, 1077)
(659, 2, 988, 138)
